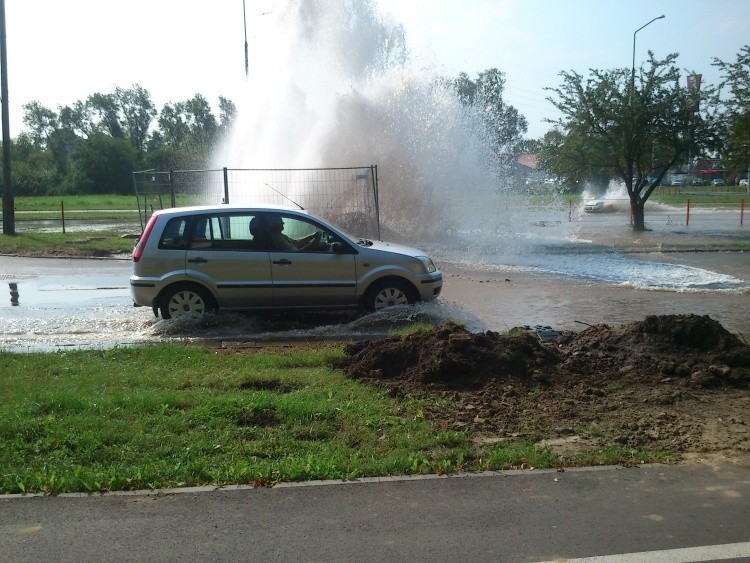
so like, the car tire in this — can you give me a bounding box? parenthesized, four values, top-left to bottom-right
(363, 279, 416, 312)
(159, 283, 215, 320)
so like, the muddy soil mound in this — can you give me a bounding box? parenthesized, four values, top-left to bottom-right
(336, 315, 749, 390)
(332, 315, 750, 458)
(335, 323, 561, 387)
(556, 314, 750, 388)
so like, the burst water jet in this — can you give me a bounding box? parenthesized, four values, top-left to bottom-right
(213, 0, 748, 293)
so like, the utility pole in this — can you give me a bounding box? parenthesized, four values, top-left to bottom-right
(243, 0, 249, 77)
(0, 0, 14, 235)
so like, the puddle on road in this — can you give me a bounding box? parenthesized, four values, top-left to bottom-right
(0, 267, 152, 352)
(0, 268, 482, 352)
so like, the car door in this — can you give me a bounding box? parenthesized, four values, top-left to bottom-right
(266, 213, 358, 307)
(185, 212, 273, 308)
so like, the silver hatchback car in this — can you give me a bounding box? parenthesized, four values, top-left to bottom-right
(130, 204, 443, 319)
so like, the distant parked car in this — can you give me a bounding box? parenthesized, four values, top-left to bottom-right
(739, 179, 748, 187)
(712, 178, 725, 186)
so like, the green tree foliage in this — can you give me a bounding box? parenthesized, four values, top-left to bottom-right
(542, 52, 718, 231)
(713, 45, 750, 179)
(86, 92, 125, 138)
(147, 93, 229, 170)
(22, 101, 77, 180)
(70, 135, 138, 195)
(219, 96, 237, 133)
(116, 85, 157, 159)
(15, 87, 235, 195)
(7, 134, 57, 196)
(453, 69, 528, 167)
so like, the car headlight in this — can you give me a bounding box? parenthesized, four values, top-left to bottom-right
(416, 256, 437, 273)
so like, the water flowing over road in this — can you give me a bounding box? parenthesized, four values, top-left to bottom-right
(1, 231, 748, 353)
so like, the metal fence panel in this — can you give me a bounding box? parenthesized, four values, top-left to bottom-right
(133, 166, 380, 239)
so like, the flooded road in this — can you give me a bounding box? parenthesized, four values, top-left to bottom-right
(0, 257, 149, 352)
(440, 252, 750, 337)
(1, 247, 748, 352)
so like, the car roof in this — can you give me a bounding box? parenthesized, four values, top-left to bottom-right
(155, 204, 310, 217)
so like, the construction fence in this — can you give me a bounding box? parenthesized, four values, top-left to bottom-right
(133, 166, 381, 240)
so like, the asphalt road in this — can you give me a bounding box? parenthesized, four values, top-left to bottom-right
(2, 462, 750, 562)
(2, 249, 749, 352)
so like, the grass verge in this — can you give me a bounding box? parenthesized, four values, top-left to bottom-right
(0, 343, 664, 495)
(0, 232, 136, 257)
(14, 195, 142, 211)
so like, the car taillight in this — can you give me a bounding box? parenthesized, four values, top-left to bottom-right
(133, 215, 159, 263)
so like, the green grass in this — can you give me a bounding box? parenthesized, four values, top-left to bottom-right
(0, 343, 665, 494)
(0, 232, 136, 257)
(15, 194, 208, 213)
(14, 195, 141, 212)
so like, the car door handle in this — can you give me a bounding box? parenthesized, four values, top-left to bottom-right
(273, 259, 292, 265)
(188, 257, 208, 264)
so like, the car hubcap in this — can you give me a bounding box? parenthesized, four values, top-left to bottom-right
(374, 288, 408, 310)
(168, 291, 206, 318)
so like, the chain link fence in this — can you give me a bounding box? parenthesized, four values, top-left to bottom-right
(133, 166, 380, 239)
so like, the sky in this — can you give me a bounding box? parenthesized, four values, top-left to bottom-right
(3, 0, 749, 140)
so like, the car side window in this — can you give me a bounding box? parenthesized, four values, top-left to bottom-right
(159, 217, 189, 249)
(188, 214, 267, 251)
(267, 214, 339, 253)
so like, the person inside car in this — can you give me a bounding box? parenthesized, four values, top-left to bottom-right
(268, 215, 322, 251)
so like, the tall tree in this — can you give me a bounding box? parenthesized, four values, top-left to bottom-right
(156, 101, 189, 147)
(452, 69, 528, 169)
(21, 101, 78, 179)
(184, 93, 218, 145)
(218, 96, 237, 133)
(713, 45, 750, 181)
(7, 133, 56, 195)
(22, 101, 58, 148)
(544, 52, 718, 231)
(150, 94, 224, 168)
(86, 92, 124, 138)
(70, 134, 137, 194)
(116, 84, 157, 160)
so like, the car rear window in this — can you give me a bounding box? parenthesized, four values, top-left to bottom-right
(158, 217, 189, 249)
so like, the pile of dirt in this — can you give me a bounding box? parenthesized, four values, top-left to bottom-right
(333, 315, 750, 460)
(335, 324, 561, 387)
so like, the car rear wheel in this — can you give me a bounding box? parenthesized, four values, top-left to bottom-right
(364, 279, 415, 312)
(160, 284, 214, 320)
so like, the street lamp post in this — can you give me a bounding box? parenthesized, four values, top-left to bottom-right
(0, 0, 14, 235)
(631, 15, 665, 97)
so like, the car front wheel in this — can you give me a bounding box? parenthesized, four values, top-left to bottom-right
(160, 284, 214, 320)
(364, 279, 415, 312)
